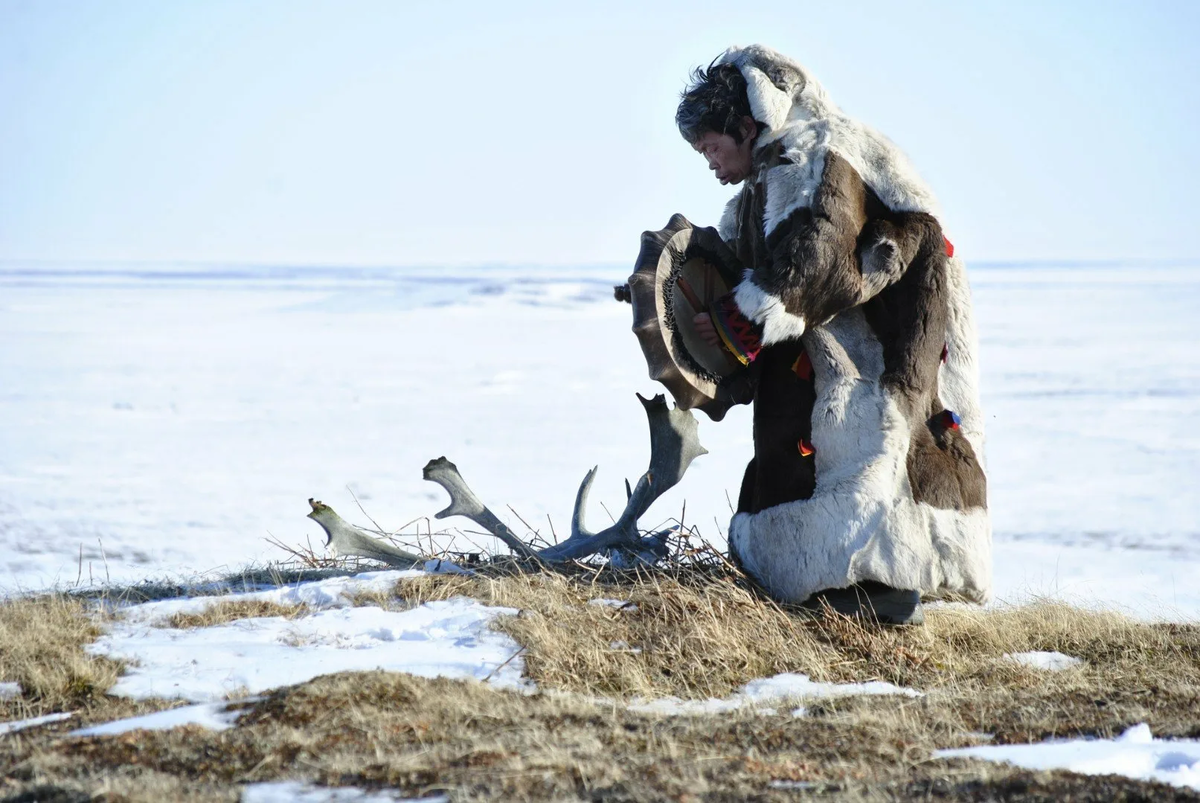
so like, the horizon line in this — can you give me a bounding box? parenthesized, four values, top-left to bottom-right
(2, 256, 1198, 273)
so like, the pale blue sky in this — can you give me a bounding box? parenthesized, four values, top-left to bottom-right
(1, 0, 1196, 266)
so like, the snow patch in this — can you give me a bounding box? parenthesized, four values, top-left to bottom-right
(117, 569, 422, 626)
(0, 682, 20, 700)
(71, 701, 252, 736)
(89, 573, 528, 701)
(5, 267, 1200, 621)
(629, 672, 920, 716)
(588, 597, 633, 609)
(240, 781, 446, 802)
(91, 599, 527, 701)
(937, 723, 1200, 791)
(0, 711, 74, 735)
(1005, 650, 1083, 671)
(588, 598, 637, 611)
(422, 559, 471, 575)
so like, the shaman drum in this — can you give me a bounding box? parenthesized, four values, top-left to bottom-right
(619, 213, 752, 422)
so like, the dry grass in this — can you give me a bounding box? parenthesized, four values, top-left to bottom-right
(401, 569, 831, 699)
(160, 600, 309, 630)
(2, 566, 1199, 802)
(397, 570, 1200, 741)
(7, 672, 1199, 802)
(0, 593, 184, 782)
(0, 595, 121, 715)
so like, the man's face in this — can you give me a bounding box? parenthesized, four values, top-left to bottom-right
(692, 122, 756, 186)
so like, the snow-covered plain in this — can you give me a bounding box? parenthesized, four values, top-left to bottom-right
(1, 261, 1198, 618)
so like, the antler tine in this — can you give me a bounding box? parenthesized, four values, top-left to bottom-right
(306, 499, 424, 568)
(570, 466, 599, 539)
(422, 457, 541, 561)
(621, 394, 708, 523)
(417, 395, 707, 566)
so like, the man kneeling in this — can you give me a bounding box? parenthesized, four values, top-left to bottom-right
(676, 45, 991, 625)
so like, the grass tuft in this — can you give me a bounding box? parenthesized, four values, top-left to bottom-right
(0, 595, 121, 712)
(160, 600, 309, 630)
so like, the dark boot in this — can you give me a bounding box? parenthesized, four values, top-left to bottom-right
(803, 581, 925, 626)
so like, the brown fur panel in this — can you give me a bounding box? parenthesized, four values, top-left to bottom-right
(906, 409, 988, 510)
(756, 153, 869, 328)
(737, 339, 817, 514)
(860, 214, 948, 411)
(737, 150, 986, 512)
(860, 214, 987, 512)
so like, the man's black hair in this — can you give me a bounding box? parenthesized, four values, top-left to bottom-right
(676, 59, 763, 145)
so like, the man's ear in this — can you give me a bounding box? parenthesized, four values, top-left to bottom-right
(738, 116, 758, 143)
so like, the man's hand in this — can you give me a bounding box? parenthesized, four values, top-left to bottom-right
(693, 312, 721, 347)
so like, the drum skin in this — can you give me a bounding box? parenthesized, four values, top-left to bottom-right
(626, 214, 752, 421)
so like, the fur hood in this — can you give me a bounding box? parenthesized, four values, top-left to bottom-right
(718, 45, 942, 226)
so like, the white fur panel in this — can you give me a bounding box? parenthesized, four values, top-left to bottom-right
(740, 64, 791, 133)
(730, 310, 993, 604)
(717, 195, 740, 243)
(827, 128, 941, 217)
(732, 270, 806, 344)
(761, 149, 824, 238)
(937, 256, 986, 461)
(721, 44, 944, 220)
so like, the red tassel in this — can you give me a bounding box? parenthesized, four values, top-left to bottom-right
(792, 351, 813, 381)
(798, 439, 815, 457)
(943, 236, 955, 258)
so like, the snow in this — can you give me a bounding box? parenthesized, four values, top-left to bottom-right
(89, 574, 528, 701)
(1005, 651, 1082, 671)
(0, 682, 20, 700)
(240, 781, 445, 802)
(937, 723, 1200, 791)
(115, 569, 421, 625)
(70, 571, 913, 731)
(629, 671, 920, 716)
(75, 569, 922, 726)
(422, 558, 471, 575)
(70, 701, 250, 736)
(588, 598, 636, 610)
(0, 711, 74, 735)
(1, 262, 1199, 620)
(608, 640, 641, 653)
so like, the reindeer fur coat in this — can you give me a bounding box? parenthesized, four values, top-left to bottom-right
(717, 45, 991, 604)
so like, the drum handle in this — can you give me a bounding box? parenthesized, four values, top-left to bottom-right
(675, 276, 707, 313)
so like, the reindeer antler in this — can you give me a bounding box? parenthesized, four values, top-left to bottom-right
(423, 394, 707, 564)
(306, 499, 425, 567)
(421, 459, 542, 561)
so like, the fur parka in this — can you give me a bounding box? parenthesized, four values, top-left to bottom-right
(717, 45, 991, 604)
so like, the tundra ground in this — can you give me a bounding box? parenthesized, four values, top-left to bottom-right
(2, 565, 1198, 802)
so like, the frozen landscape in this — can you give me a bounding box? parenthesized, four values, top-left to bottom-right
(2, 260, 1198, 617)
(4, 4, 1196, 799)
(3, 260, 1200, 794)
